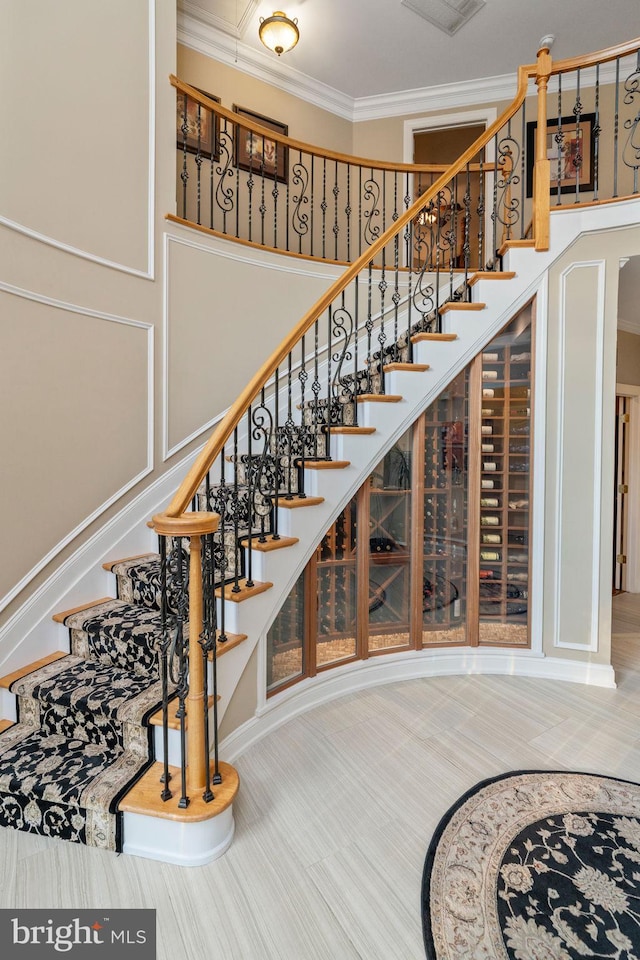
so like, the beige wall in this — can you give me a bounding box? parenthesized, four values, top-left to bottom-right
(0, 0, 177, 621)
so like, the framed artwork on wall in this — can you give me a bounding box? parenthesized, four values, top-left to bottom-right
(526, 113, 596, 197)
(176, 89, 220, 161)
(233, 105, 289, 183)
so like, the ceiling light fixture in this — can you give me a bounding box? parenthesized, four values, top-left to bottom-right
(259, 11, 299, 56)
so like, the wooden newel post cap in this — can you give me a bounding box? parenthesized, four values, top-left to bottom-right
(151, 511, 220, 537)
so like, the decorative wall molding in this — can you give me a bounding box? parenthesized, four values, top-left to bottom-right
(0, 281, 155, 613)
(553, 260, 607, 652)
(0, 0, 156, 280)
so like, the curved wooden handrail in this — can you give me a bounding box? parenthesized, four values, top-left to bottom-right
(165, 64, 532, 517)
(548, 36, 640, 74)
(173, 75, 499, 175)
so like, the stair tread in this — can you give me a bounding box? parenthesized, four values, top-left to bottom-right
(0, 720, 13, 734)
(215, 579, 273, 602)
(468, 271, 516, 285)
(329, 426, 376, 435)
(383, 362, 430, 372)
(119, 760, 239, 823)
(53, 597, 115, 624)
(240, 535, 299, 552)
(302, 460, 350, 469)
(410, 332, 458, 342)
(278, 496, 325, 508)
(438, 301, 486, 314)
(356, 394, 403, 402)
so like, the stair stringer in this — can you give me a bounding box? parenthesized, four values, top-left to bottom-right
(215, 198, 640, 739)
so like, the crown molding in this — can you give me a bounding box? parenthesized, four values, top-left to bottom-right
(178, 13, 624, 125)
(177, 11, 355, 121)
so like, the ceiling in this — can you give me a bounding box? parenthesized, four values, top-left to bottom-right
(179, 0, 639, 101)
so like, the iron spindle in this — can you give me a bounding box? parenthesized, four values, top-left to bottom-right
(195, 105, 202, 225)
(260, 136, 266, 247)
(492, 134, 498, 265)
(180, 96, 189, 219)
(322, 158, 327, 259)
(477, 157, 485, 268)
(245, 406, 254, 588)
(334, 160, 339, 262)
(556, 74, 564, 206)
(312, 321, 321, 459)
(326, 305, 333, 457)
(574, 69, 583, 202)
(615, 58, 621, 197)
(594, 65, 601, 199)
(346, 167, 352, 261)
(200, 532, 215, 801)
(298, 339, 307, 497)
(366, 262, 374, 394)
(273, 143, 279, 249)
(520, 108, 526, 238)
(232, 430, 241, 592)
(464, 164, 471, 288)
(158, 535, 172, 801)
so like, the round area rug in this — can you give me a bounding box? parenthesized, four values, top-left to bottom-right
(422, 771, 640, 959)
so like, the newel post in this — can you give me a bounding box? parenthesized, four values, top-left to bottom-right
(534, 36, 554, 251)
(152, 510, 220, 799)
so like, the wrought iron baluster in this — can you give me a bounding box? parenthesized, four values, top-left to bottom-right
(326, 306, 333, 455)
(285, 145, 290, 252)
(404, 173, 413, 359)
(594, 64, 601, 200)
(195, 105, 203, 225)
(623, 51, 640, 195)
(200, 531, 216, 800)
(359, 167, 363, 258)
(286, 352, 295, 493)
(392, 231, 400, 359)
(555, 74, 564, 206)
(215, 120, 235, 236)
(378, 254, 387, 393)
(167, 536, 190, 808)
(477, 157, 485, 268)
(614, 57, 621, 197)
(322, 158, 327, 259)
(363, 169, 381, 251)
(352, 277, 360, 422)
(298, 339, 307, 496)
(210, 113, 215, 230)
(491, 133, 499, 262)
(247, 134, 254, 242)
(463, 164, 471, 288)
(245, 406, 254, 588)
(260, 136, 266, 247)
(573, 68, 583, 202)
(520, 107, 526, 238)
(366, 262, 374, 394)
(180, 96, 189, 219)
(158, 535, 172, 801)
(292, 151, 309, 255)
(346, 167, 352, 262)
(272, 143, 279, 249)
(232, 429, 241, 592)
(312, 322, 321, 458)
(212, 460, 229, 643)
(333, 159, 339, 261)
(310, 155, 315, 258)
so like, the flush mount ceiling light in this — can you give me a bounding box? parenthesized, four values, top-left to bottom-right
(259, 11, 299, 56)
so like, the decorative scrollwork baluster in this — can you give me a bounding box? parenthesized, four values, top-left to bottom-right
(623, 53, 640, 194)
(363, 175, 381, 248)
(492, 133, 521, 247)
(292, 157, 310, 254)
(215, 127, 236, 233)
(331, 300, 355, 413)
(165, 535, 190, 808)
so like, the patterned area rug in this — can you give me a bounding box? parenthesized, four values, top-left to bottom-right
(422, 771, 640, 959)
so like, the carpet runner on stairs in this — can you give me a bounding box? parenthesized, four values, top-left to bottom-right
(0, 576, 171, 852)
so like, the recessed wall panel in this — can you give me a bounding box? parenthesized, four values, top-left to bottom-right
(0, 291, 150, 603)
(0, 0, 151, 273)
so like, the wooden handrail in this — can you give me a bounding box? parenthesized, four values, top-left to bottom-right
(173, 75, 494, 176)
(547, 36, 640, 75)
(165, 65, 532, 517)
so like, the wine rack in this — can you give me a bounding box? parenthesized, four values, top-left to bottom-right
(478, 318, 532, 645)
(315, 502, 358, 665)
(422, 369, 468, 644)
(368, 437, 413, 650)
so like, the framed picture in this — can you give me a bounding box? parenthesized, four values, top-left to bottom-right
(233, 105, 288, 183)
(176, 89, 220, 160)
(526, 113, 596, 197)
